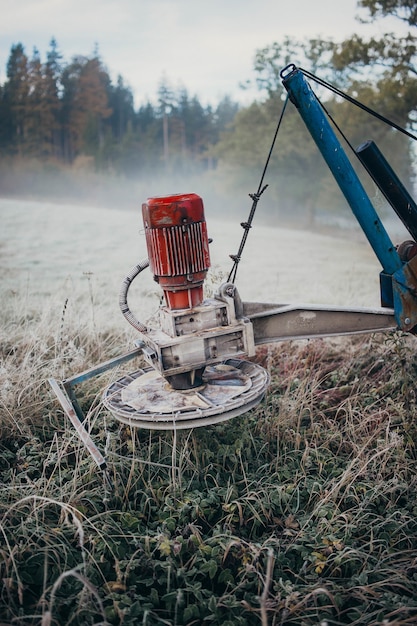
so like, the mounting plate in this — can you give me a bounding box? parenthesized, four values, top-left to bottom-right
(103, 359, 269, 429)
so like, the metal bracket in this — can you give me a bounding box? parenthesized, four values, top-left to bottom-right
(48, 346, 143, 471)
(243, 302, 397, 343)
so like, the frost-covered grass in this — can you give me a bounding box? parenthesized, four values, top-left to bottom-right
(1, 198, 388, 302)
(1, 199, 417, 625)
(0, 197, 389, 326)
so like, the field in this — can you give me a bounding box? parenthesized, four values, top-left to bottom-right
(1, 198, 417, 625)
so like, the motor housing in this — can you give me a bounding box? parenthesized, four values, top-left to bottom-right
(142, 193, 211, 310)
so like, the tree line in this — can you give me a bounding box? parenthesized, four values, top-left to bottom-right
(1, 0, 416, 225)
(0, 39, 239, 175)
(210, 0, 417, 222)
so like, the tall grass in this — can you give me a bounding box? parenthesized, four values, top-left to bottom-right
(1, 294, 417, 625)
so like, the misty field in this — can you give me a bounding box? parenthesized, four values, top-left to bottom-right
(1, 197, 417, 625)
(0, 196, 390, 318)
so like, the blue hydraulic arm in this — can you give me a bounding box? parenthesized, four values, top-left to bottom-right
(281, 65, 401, 275)
(281, 64, 417, 333)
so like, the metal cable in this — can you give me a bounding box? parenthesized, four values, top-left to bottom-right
(227, 93, 290, 284)
(299, 67, 417, 143)
(296, 68, 414, 181)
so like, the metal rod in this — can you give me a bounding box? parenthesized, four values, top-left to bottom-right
(356, 139, 417, 242)
(48, 378, 107, 470)
(63, 346, 143, 386)
(61, 347, 143, 423)
(281, 67, 403, 276)
(243, 301, 396, 343)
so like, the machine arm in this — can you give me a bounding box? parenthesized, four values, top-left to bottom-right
(281, 65, 402, 276)
(243, 301, 396, 344)
(280, 65, 417, 333)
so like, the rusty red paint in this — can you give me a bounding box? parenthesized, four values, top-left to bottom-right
(142, 193, 211, 310)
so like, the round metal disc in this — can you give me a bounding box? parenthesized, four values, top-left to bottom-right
(103, 359, 269, 429)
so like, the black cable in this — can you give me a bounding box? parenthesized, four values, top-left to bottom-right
(299, 67, 417, 143)
(227, 93, 290, 284)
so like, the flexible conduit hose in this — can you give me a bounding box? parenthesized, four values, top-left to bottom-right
(119, 259, 150, 333)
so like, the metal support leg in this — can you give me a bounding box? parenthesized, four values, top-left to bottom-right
(49, 346, 143, 472)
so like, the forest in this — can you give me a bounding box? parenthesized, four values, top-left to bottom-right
(0, 0, 417, 224)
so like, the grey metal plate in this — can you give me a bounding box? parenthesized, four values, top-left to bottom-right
(102, 359, 269, 429)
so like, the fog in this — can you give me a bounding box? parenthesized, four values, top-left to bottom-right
(2, 186, 402, 337)
(0, 163, 250, 217)
(2, 152, 413, 339)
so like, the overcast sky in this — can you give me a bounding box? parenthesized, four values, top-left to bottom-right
(0, 0, 409, 107)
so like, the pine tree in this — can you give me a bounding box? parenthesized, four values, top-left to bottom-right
(108, 75, 135, 142)
(44, 38, 63, 158)
(61, 53, 112, 162)
(26, 48, 47, 156)
(3, 43, 30, 155)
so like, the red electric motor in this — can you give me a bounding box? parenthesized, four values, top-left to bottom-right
(142, 193, 211, 310)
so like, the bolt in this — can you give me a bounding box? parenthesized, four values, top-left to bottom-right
(405, 317, 411, 325)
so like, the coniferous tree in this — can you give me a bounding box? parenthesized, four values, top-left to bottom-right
(0, 74, 13, 153)
(44, 38, 63, 158)
(0, 40, 240, 182)
(157, 76, 177, 166)
(178, 92, 209, 162)
(26, 48, 51, 156)
(60, 54, 112, 162)
(133, 101, 161, 172)
(3, 43, 30, 155)
(108, 75, 135, 142)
